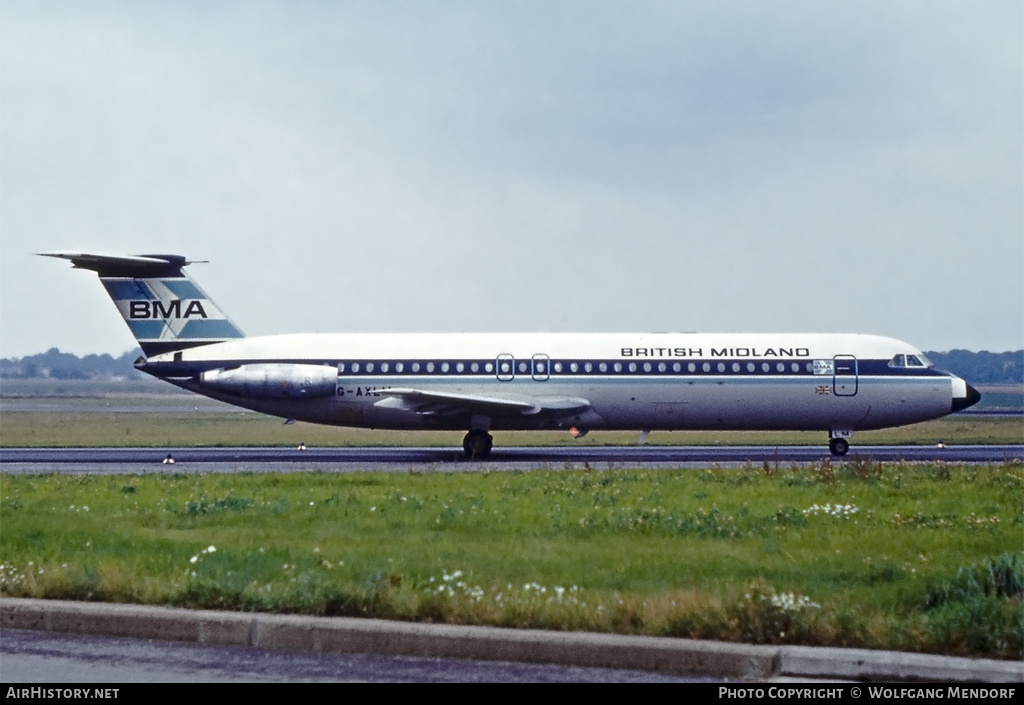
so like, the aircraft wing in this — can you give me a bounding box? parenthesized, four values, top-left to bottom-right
(373, 387, 590, 418)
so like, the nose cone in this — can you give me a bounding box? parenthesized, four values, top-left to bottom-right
(951, 381, 982, 413)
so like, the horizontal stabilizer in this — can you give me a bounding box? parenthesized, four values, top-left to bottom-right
(39, 252, 204, 277)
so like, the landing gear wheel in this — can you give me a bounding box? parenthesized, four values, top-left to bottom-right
(829, 438, 850, 456)
(463, 430, 493, 459)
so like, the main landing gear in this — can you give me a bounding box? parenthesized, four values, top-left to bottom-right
(828, 438, 850, 456)
(463, 429, 493, 459)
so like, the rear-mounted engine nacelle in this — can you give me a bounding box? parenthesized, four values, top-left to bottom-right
(200, 364, 336, 399)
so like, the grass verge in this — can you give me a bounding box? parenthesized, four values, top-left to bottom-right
(1, 461, 1021, 658)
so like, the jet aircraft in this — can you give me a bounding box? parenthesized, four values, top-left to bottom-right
(41, 252, 981, 457)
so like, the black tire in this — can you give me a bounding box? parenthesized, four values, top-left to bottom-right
(829, 438, 850, 456)
(463, 430, 493, 459)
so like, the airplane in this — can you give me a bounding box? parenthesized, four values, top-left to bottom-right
(41, 252, 981, 458)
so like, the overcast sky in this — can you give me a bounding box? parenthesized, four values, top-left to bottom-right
(2, 1, 1021, 358)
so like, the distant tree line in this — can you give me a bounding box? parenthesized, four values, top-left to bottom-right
(0, 348, 145, 380)
(924, 350, 1023, 386)
(0, 347, 1021, 385)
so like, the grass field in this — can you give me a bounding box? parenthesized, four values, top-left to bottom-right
(0, 410, 1021, 448)
(1, 462, 1021, 658)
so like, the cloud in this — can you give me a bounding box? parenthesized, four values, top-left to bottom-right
(2, 1, 1021, 356)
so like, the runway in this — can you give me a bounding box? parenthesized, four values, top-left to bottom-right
(1, 444, 1021, 474)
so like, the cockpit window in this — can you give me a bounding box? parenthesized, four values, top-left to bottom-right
(889, 353, 931, 369)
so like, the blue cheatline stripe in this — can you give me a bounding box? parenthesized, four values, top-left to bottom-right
(322, 359, 946, 378)
(103, 280, 154, 300)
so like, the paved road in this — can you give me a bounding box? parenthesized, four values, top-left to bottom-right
(0, 628, 704, 683)
(1, 444, 1021, 474)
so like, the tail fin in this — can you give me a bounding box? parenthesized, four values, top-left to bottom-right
(40, 252, 244, 356)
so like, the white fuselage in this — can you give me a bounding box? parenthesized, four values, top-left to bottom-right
(143, 332, 967, 436)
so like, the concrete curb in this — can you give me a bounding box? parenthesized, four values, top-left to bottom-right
(776, 645, 1022, 683)
(2, 598, 1020, 682)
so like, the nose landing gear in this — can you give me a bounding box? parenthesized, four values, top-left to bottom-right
(828, 429, 852, 456)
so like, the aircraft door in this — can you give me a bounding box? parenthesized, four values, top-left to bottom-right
(832, 355, 858, 396)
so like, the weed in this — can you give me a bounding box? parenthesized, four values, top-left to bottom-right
(845, 456, 883, 481)
(168, 497, 255, 517)
(921, 552, 1023, 658)
(813, 459, 836, 484)
(926, 552, 1024, 605)
(726, 581, 823, 644)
